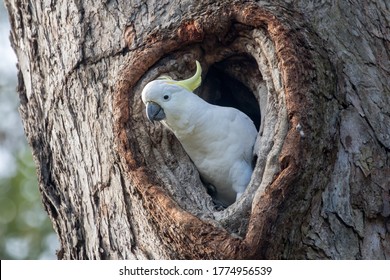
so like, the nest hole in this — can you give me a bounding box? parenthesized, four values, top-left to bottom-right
(133, 30, 273, 234)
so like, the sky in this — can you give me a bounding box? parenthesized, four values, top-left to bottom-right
(0, 7, 17, 80)
(0, 4, 21, 179)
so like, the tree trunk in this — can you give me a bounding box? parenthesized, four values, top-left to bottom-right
(5, 0, 389, 259)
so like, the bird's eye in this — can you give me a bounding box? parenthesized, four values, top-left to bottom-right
(163, 94, 170, 100)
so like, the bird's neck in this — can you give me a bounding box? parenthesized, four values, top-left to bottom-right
(163, 95, 211, 138)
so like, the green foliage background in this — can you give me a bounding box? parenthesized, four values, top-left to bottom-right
(0, 149, 58, 259)
(0, 2, 58, 259)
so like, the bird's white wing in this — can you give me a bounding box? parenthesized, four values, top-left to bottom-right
(178, 105, 257, 206)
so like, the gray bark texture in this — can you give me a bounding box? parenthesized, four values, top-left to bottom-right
(5, 0, 390, 259)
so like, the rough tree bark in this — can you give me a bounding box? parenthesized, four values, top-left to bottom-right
(5, 0, 389, 259)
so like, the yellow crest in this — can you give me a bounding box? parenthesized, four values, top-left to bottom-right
(166, 61, 202, 92)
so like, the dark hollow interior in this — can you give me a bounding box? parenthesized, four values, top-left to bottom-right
(198, 57, 261, 130)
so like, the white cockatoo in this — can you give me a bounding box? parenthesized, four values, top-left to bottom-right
(141, 61, 258, 207)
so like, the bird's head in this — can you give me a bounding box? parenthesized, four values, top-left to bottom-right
(141, 61, 202, 123)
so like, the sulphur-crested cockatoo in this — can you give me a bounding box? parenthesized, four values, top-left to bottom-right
(141, 61, 257, 206)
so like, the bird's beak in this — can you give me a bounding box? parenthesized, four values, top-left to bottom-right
(146, 102, 166, 123)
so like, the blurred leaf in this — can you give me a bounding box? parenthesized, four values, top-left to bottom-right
(0, 148, 59, 259)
